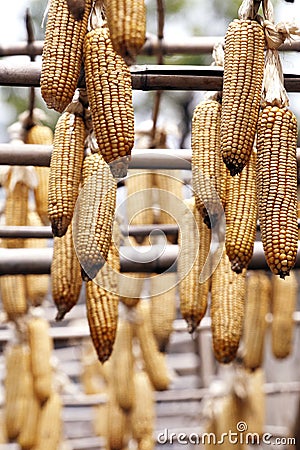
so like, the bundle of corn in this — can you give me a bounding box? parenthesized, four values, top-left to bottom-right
(48, 105, 86, 237)
(211, 251, 246, 363)
(271, 272, 297, 358)
(225, 149, 257, 273)
(51, 223, 82, 320)
(192, 95, 226, 228)
(242, 271, 271, 370)
(220, 1, 264, 175)
(104, 0, 146, 64)
(25, 210, 50, 307)
(41, 0, 92, 112)
(0, 275, 28, 321)
(33, 392, 63, 450)
(178, 198, 211, 333)
(73, 151, 117, 280)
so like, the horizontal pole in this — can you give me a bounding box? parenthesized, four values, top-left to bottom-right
(0, 62, 300, 92)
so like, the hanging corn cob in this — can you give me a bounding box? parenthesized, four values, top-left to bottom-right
(192, 96, 226, 228)
(225, 149, 257, 273)
(48, 108, 86, 237)
(106, 386, 129, 450)
(51, 223, 82, 320)
(126, 171, 154, 236)
(34, 392, 62, 450)
(80, 339, 108, 395)
(211, 251, 246, 363)
(41, 0, 92, 112)
(83, 23, 134, 165)
(178, 198, 211, 333)
(119, 271, 144, 308)
(271, 272, 297, 359)
(0, 275, 28, 321)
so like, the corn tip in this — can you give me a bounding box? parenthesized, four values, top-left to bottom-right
(51, 217, 69, 238)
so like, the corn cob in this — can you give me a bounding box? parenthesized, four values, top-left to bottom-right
(135, 301, 171, 391)
(126, 171, 154, 234)
(51, 223, 82, 320)
(4, 178, 28, 248)
(25, 124, 53, 225)
(34, 392, 62, 450)
(41, 0, 92, 112)
(81, 339, 108, 395)
(256, 105, 298, 278)
(211, 251, 246, 363)
(238, 368, 265, 436)
(0, 275, 28, 320)
(131, 371, 155, 446)
(66, 0, 86, 20)
(225, 149, 257, 273)
(93, 398, 108, 438)
(0, 410, 7, 444)
(178, 198, 211, 333)
(107, 386, 129, 450)
(74, 151, 117, 280)
(215, 394, 247, 450)
(27, 317, 53, 403)
(48, 111, 85, 237)
(271, 272, 297, 359)
(120, 272, 144, 307)
(83, 25, 134, 164)
(150, 273, 176, 352)
(25, 211, 50, 307)
(111, 319, 135, 411)
(242, 272, 271, 370)
(192, 97, 226, 228)
(104, 0, 146, 64)
(221, 19, 265, 175)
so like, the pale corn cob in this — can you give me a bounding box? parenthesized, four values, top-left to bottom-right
(225, 150, 257, 273)
(221, 19, 265, 175)
(131, 371, 155, 446)
(0, 410, 7, 444)
(4, 180, 28, 248)
(74, 151, 116, 280)
(28, 317, 53, 403)
(211, 251, 246, 363)
(138, 436, 155, 450)
(238, 368, 265, 436)
(256, 106, 298, 278)
(93, 400, 108, 438)
(25, 211, 50, 307)
(83, 25, 134, 164)
(215, 394, 246, 450)
(150, 273, 176, 352)
(34, 392, 62, 450)
(25, 124, 53, 225)
(81, 340, 107, 395)
(192, 98, 226, 228)
(0, 275, 28, 320)
(41, 0, 92, 112)
(135, 301, 171, 391)
(243, 272, 271, 370)
(271, 272, 297, 358)
(107, 387, 129, 450)
(120, 272, 144, 307)
(104, 0, 146, 63)
(48, 111, 85, 237)
(126, 171, 154, 231)
(111, 320, 134, 411)
(178, 198, 211, 333)
(51, 223, 82, 320)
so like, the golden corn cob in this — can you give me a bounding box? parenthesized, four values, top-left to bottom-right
(4, 178, 28, 248)
(41, 0, 92, 112)
(126, 171, 154, 231)
(25, 124, 53, 225)
(131, 371, 155, 445)
(135, 301, 171, 391)
(211, 251, 246, 363)
(27, 317, 53, 403)
(0, 275, 28, 320)
(225, 149, 257, 273)
(178, 198, 211, 333)
(271, 272, 297, 359)
(104, 0, 146, 63)
(25, 211, 50, 307)
(242, 271, 271, 370)
(192, 98, 226, 228)
(48, 111, 85, 237)
(221, 19, 265, 175)
(83, 25, 134, 164)
(106, 386, 129, 450)
(111, 319, 135, 411)
(51, 223, 82, 320)
(150, 273, 176, 352)
(34, 392, 62, 450)
(256, 105, 298, 278)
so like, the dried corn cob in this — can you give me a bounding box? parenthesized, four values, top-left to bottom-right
(150, 273, 176, 352)
(0, 410, 7, 444)
(83, 25, 134, 164)
(4, 178, 28, 248)
(81, 339, 107, 395)
(131, 371, 155, 445)
(48, 110, 85, 237)
(271, 272, 297, 358)
(120, 272, 144, 307)
(257, 105, 298, 278)
(192, 97, 226, 228)
(104, 0, 146, 63)
(225, 149, 257, 273)
(0, 275, 28, 320)
(41, 0, 92, 112)
(242, 272, 271, 370)
(238, 368, 265, 436)
(51, 223, 82, 320)
(215, 394, 246, 450)
(93, 397, 108, 438)
(211, 251, 246, 363)
(34, 392, 62, 450)
(221, 19, 264, 175)
(28, 317, 53, 403)
(107, 386, 129, 450)
(178, 198, 211, 333)
(126, 171, 154, 232)
(135, 301, 171, 391)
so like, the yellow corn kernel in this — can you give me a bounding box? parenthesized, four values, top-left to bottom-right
(256, 105, 298, 278)
(221, 19, 265, 175)
(131, 371, 155, 445)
